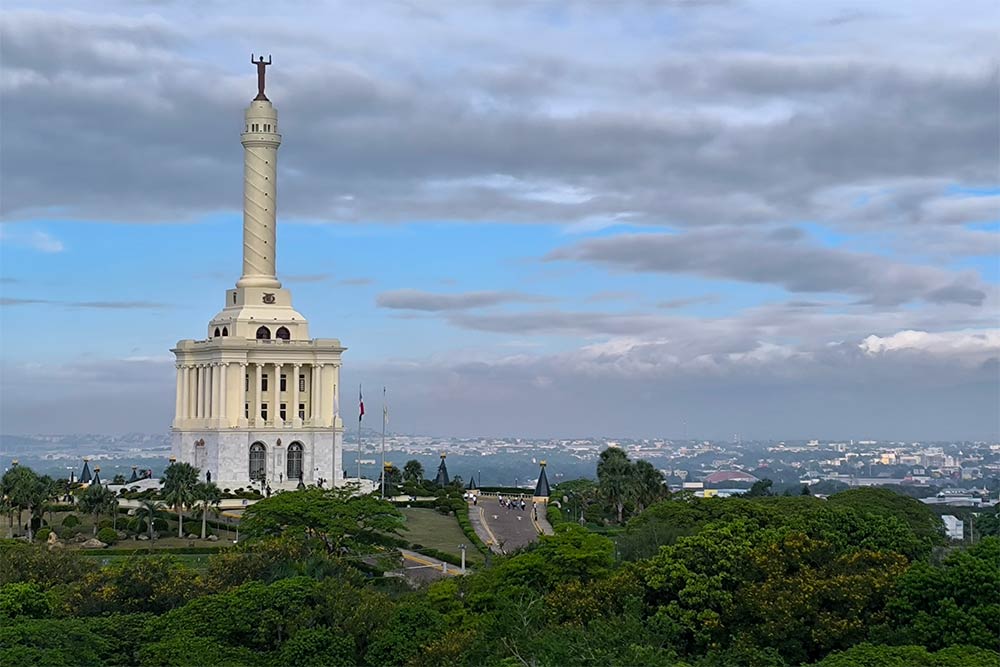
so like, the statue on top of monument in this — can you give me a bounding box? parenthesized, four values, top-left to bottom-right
(251, 54, 271, 101)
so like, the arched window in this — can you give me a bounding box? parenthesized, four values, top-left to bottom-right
(249, 442, 266, 481)
(276, 326, 290, 340)
(287, 442, 304, 480)
(214, 327, 221, 337)
(222, 327, 228, 337)
(256, 326, 271, 340)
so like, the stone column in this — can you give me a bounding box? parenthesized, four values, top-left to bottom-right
(272, 362, 281, 426)
(180, 366, 190, 420)
(316, 364, 325, 427)
(209, 364, 219, 420)
(309, 364, 318, 424)
(291, 363, 301, 427)
(174, 364, 183, 422)
(238, 363, 248, 427)
(219, 362, 228, 425)
(254, 363, 263, 426)
(197, 365, 206, 420)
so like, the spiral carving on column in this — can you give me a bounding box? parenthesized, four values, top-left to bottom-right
(242, 145, 278, 279)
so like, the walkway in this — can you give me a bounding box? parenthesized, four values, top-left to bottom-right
(470, 496, 546, 554)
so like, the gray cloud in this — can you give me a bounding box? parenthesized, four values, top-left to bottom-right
(0, 297, 170, 309)
(1, 8, 995, 244)
(377, 288, 549, 311)
(283, 273, 331, 283)
(0, 297, 48, 306)
(657, 294, 719, 309)
(549, 229, 986, 306)
(339, 277, 374, 286)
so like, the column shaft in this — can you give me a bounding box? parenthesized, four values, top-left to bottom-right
(180, 366, 190, 420)
(255, 363, 263, 425)
(291, 364, 300, 425)
(219, 362, 228, 424)
(174, 365, 183, 421)
(239, 363, 248, 423)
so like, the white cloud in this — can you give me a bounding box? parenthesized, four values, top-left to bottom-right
(859, 329, 1000, 361)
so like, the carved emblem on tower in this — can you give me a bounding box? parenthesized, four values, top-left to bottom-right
(262, 292, 276, 304)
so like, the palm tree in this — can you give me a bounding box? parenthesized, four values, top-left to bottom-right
(192, 482, 223, 539)
(78, 483, 116, 536)
(135, 499, 162, 541)
(161, 462, 200, 538)
(633, 460, 667, 512)
(597, 447, 634, 524)
(402, 460, 424, 484)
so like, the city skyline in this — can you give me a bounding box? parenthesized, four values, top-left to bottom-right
(1, 1, 998, 440)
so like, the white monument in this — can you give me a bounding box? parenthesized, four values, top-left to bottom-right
(171, 56, 345, 490)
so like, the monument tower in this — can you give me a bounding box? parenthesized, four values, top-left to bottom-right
(171, 57, 345, 489)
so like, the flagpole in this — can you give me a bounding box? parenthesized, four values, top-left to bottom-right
(381, 386, 387, 499)
(357, 384, 362, 486)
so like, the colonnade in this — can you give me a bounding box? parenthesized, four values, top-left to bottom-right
(174, 361, 338, 427)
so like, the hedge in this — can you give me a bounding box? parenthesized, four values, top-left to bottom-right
(455, 504, 489, 555)
(77, 545, 228, 556)
(547, 503, 567, 528)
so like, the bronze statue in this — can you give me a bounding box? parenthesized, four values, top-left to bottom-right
(251, 54, 271, 101)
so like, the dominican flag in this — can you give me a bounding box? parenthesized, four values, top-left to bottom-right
(358, 385, 365, 422)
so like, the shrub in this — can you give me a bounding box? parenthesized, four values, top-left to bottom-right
(97, 519, 114, 531)
(126, 517, 148, 534)
(61, 515, 80, 528)
(34, 528, 51, 543)
(96, 527, 118, 545)
(56, 526, 77, 540)
(152, 518, 168, 533)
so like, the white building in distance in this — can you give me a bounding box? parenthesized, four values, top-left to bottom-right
(170, 57, 345, 490)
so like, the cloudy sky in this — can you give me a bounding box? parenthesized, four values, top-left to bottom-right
(1, 1, 998, 440)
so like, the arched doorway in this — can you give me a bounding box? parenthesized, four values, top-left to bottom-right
(276, 326, 290, 340)
(249, 442, 266, 481)
(287, 442, 304, 480)
(256, 326, 271, 340)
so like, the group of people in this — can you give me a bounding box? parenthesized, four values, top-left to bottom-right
(497, 495, 527, 512)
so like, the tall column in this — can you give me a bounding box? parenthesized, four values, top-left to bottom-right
(272, 362, 282, 426)
(180, 366, 190, 420)
(310, 364, 318, 424)
(236, 93, 282, 289)
(239, 363, 248, 426)
(254, 363, 263, 425)
(197, 366, 206, 419)
(219, 362, 228, 424)
(291, 363, 301, 427)
(208, 364, 218, 420)
(174, 365, 183, 422)
(316, 364, 325, 427)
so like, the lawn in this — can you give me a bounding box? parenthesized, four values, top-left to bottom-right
(397, 508, 484, 566)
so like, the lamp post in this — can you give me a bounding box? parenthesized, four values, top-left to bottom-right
(459, 544, 466, 574)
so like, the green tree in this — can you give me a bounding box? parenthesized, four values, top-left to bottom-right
(65, 555, 205, 616)
(1, 466, 52, 539)
(240, 487, 404, 555)
(161, 462, 200, 538)
(192, 482, 223, 540)
(402, 460, 424, 483)
(77, 483, 116, 536)
(633, 459, 668, 512)
(881, 537, 1000, 650)
(135, 499, 162, 541)
(827, 487, 944, 552)
(807, 643, 1000, 667)
(746, 478, 774, 497)
(597, 447, 634, 523)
